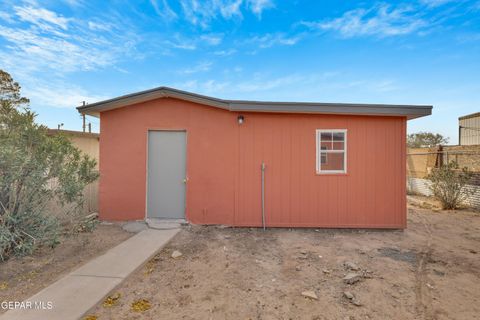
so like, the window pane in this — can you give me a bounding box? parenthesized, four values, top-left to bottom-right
(320, 152, 344, 171)
(320, 132, 332, 141)
(321, 153, 327, 164)
(320, 141, 332, 150)
(332, 132, 344, 141)
(320, 147, 327, 164)
(332, 141, 344, 150)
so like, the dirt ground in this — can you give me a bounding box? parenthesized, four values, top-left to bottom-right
(0, 224, 132, 310)
(87, 197, 480, 320)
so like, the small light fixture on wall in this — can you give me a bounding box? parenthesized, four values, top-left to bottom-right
(237, 115, 245, 125)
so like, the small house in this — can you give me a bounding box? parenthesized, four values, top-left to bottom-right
(78, 87, 431, 228)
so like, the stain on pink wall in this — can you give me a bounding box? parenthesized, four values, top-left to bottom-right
(100, 97, 407, 228)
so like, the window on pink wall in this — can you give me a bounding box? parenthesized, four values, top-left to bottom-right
(316, 129, 347, 174)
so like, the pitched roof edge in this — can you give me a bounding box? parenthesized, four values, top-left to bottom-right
(459, 112, 480, 121)
(77, 86, 432, 120)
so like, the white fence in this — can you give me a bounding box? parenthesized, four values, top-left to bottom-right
(407, 177, 480, 209)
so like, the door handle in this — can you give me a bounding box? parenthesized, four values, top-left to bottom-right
(183, 177, 189, 183)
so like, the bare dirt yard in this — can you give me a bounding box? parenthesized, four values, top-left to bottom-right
(0, 224, 132, 311)
(89, 197, 479, 320)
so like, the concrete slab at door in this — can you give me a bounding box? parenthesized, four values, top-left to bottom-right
(147, 130, 186, 219)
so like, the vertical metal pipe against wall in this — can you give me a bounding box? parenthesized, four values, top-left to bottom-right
(261, 162, 266, 231)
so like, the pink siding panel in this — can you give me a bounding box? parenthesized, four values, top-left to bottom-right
(100, 97, 407, 228)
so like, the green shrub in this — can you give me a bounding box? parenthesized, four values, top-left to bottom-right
(427, 161, 475, 210)
(0, 70, 98, 261)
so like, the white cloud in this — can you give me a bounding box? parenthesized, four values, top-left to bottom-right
(62, 0, 85, 7)
(0, 11, 14, 23)
(302, 4, 426, 38)
(419, 0, 455, 8)
(200, 33, 223, 45)
(178, 0, 274, 27)
(249, 33, 301, 48)
(175, 79, 231, 94)
(164, 37, 197, 50)
(203, 79, 230, 92)
(180, 0, 241, 28)
(235, 74, 305, 92)
(163, 33, 225, 51)
(174, 74, 307, 96)
(0, 4, 139, 112)
(174, 72, 398, 100)
(0, 5, 140, 76)
(180, 0, 210, 27)
(180, 61, 213, 74)
(25, 81, 108, 109)
(0, 25, 115, 74)
(150, 0, 178, 21)
(220, 0, 243, 18)
(88, 21, 112, 31)
(247, 0, 275, 18)
(14, 6, 70, 30)
(214, 48, 237, 56)
(374, 80, 399, 92)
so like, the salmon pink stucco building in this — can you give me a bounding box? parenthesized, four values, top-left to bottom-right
(78, 87, 432, 229)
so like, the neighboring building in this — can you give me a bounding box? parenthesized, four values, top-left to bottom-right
(459, 112, 480, 145)
(48, 129, 99, 160)
(48, 129, 100, 213)
(77, 87, 431, 228)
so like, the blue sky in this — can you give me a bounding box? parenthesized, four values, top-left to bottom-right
(0, 0, 479, 143)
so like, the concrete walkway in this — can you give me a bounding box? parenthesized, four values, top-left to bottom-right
(1, 228, 179, 320)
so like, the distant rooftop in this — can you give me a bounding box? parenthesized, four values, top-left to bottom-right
(459, 112, 480, 121)
(47, 129, 99, 138)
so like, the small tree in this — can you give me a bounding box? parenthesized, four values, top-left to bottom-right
(0, 70, 98, 261)
(427, 161, 475, 210)
(407, 132, 449, 148)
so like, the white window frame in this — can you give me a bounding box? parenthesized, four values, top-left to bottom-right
(316, 129, 347, 174)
